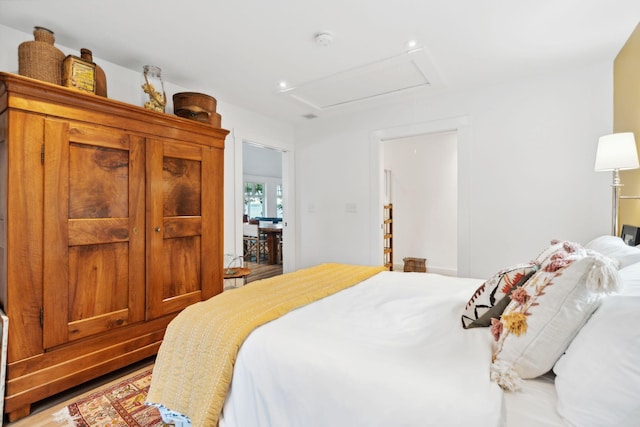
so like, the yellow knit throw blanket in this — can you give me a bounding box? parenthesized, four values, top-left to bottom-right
(146, 263, 386, 426)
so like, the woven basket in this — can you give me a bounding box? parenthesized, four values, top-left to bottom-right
(403, 257, 427, 272)
(18, 27, 65, 85)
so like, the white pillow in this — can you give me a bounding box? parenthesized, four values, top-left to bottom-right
(489, 241, 621, 391)
(585, 235, 640, 269)
(619, 261, 640, 296)
(554, 295, 640, 427)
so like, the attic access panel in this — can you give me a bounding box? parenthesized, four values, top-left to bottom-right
(281, 49, 441, 111)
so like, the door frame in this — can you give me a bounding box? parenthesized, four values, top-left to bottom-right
(369, 116, 471, 277)
(231, 133, 296, 273)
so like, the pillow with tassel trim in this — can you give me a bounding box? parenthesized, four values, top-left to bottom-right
(489, 241, 621, 391)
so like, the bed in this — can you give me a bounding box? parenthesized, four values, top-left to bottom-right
(146, 236, 640, 427)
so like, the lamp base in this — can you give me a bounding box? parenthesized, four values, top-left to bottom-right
(610, 170, 622, 236)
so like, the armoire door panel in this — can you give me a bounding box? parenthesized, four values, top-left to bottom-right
(162, 235, 201, 298)
(68, 218, 130, 245)
(68, 142, 129, 219)
(146, 138, 215, 319)
(163, 216, 201, 238)
(162, 157, 202, 216)
(68, 308, 130, 341)
(68, 242, 130, 320)
(43, 120, 145, 349)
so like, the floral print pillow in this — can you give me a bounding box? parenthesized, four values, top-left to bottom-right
(489, 241, 621, 391)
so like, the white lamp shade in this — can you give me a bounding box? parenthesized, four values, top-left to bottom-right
(594, 132, 640, 171)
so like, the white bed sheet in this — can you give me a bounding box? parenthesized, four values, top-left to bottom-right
(219, 271, 505, 427)
(504, 373, 566, 427)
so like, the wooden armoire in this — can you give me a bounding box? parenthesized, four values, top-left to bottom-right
(0, 72, 228, 421)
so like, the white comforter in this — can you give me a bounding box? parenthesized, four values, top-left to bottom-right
(219, 271, 504, 427)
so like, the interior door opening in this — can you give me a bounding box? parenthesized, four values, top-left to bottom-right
(238, 142, 286, 282)
(381, 130, 458, 276)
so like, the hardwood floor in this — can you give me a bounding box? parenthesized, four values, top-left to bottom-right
(223, 261, 283, 290)
(245, 261, 283, 283)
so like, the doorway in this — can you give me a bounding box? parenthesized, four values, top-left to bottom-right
(370, 116, 471, 277)
(241, 142, 287, 280)
(382, 131, 458, 275)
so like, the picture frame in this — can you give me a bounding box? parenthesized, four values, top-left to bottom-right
(620, 224, 640, 246)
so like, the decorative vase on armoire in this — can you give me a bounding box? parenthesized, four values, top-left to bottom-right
(141, 65, 166, 112)
(18, 26, 65, 85)
(80, 48, 108, 97)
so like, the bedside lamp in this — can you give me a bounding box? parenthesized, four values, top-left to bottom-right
(594, 132, 640, 235)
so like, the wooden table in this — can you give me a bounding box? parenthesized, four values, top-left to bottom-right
(259, 225, 283, 265)
(224, 267, 252, 285)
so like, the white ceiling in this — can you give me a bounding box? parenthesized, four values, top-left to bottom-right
(1, 1, 639, 124)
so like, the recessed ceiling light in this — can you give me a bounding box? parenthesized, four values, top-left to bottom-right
(277, 81, 295, 93)
(405, 39, 423, 54)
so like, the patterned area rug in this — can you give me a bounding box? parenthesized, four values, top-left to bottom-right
(54, 369, 166, 426)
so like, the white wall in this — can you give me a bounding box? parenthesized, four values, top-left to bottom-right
(295, 61, 614, 279)
(383, 132, 457, 275)
(0, 24, 295, 261)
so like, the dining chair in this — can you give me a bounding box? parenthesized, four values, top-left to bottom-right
(258, 228, 269, 263)
(243, 223, 259, 262)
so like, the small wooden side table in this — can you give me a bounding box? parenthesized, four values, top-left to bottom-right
(224, 267, 252, 287)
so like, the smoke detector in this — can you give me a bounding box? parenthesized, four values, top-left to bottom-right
(314, 32, 333, 47)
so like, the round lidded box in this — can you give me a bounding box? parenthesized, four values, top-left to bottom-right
(173, 92, 219, 126)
